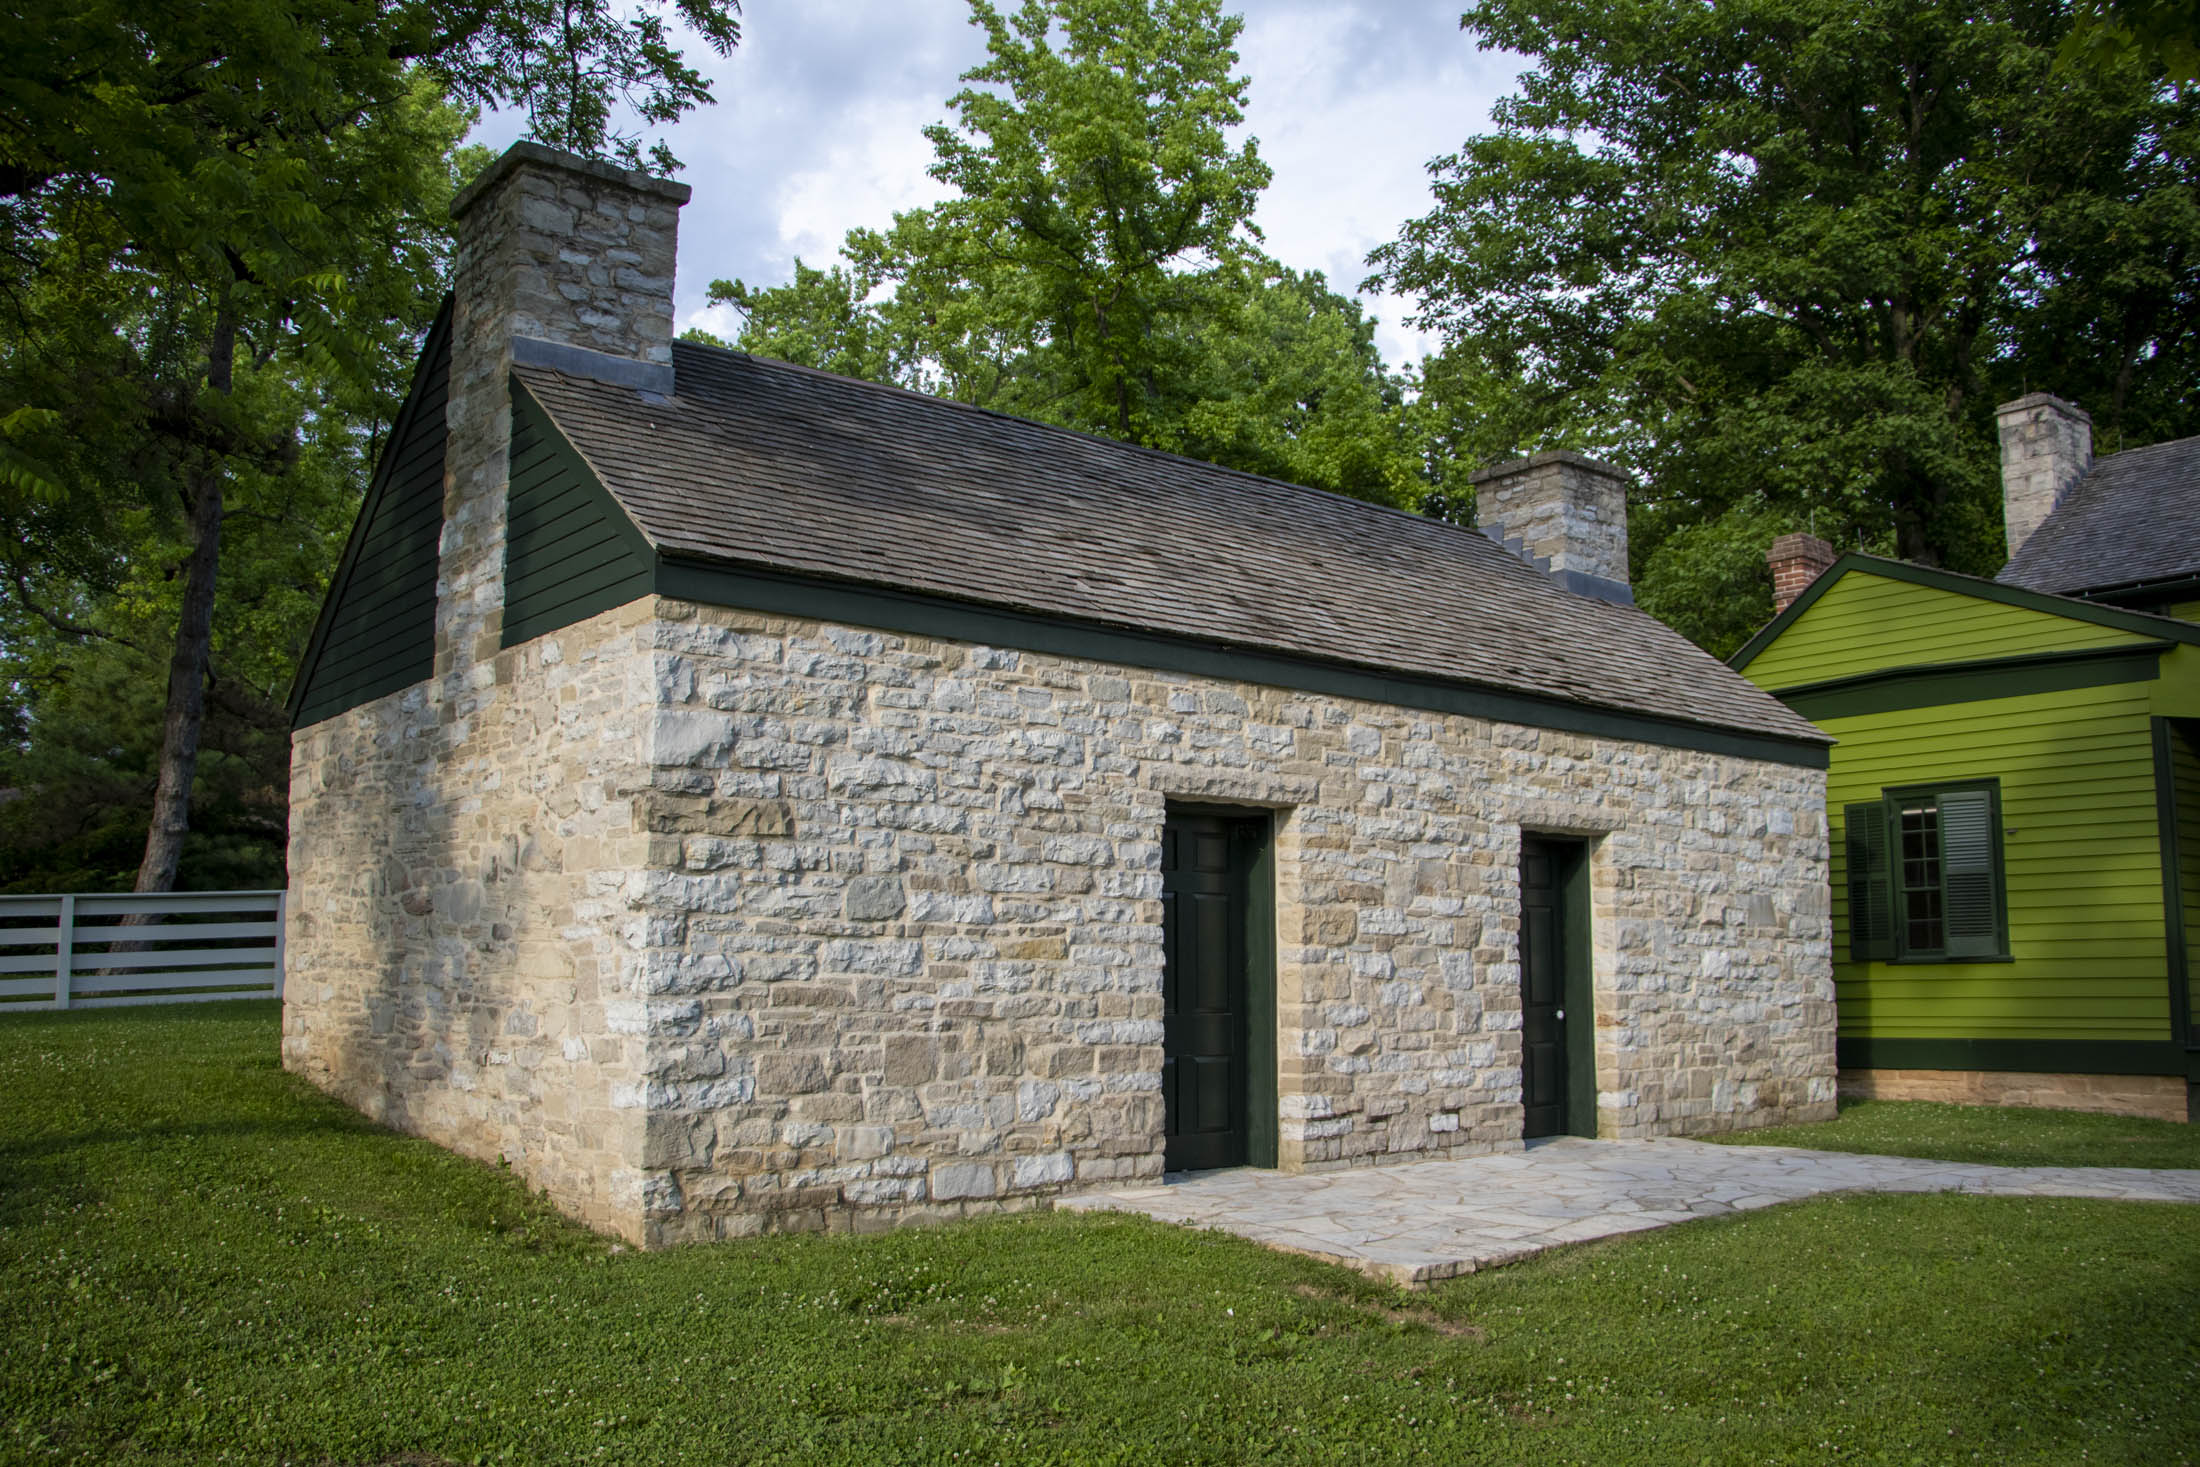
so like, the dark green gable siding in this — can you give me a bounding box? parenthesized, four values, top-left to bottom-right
(502, 381, 653, 647)
(289, 303, 451, 727)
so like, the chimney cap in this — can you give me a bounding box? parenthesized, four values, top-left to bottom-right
(451, 140, 693, 223)
(1994, 391, 2091, 424)
(1768, 531, 1836, 561)
(1467, 448, 1629, 485)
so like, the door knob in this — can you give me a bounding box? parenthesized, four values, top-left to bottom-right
(1555, 1009, 1565, 1020)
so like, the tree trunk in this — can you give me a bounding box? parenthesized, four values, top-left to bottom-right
(133, 300, 235, 895)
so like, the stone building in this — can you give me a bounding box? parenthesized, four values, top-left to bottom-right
(283, 142, 1837, 1245)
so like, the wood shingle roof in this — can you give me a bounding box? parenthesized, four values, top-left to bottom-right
(2000, 433, 2200, 598)
(514, 341, 1828, 751)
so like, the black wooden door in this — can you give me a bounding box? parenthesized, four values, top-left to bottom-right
(1520, 838, 1569, 1139)
(1163, 813, 1251, 1171)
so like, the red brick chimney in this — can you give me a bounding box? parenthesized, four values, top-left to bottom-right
(1768, 533, 1836, 614)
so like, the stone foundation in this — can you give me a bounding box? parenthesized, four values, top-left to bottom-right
(1839, 1066, 2190, 1123)
(286, 592, 1838, 1246)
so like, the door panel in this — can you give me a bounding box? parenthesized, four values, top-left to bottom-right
(1520, 839, 1571, 1139)
(1163, 812, 1262, 1171)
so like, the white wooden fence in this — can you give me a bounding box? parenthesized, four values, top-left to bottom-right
(0, 890, 286, 1011)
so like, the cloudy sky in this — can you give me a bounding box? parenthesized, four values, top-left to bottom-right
(472, 1, 1522, 367)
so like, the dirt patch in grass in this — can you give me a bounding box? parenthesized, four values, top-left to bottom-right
(1292, 1281, 1486, 1339)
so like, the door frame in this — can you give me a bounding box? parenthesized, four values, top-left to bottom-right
(1161, 803, 1279, 1170)
(1521, 833, 1599, 1139)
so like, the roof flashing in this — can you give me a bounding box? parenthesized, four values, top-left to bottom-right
(512, 337, 675, 398)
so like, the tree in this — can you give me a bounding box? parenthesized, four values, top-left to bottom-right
(710, 0, 1421, 504)
(1163, 265, 1422, 504)
(0, 0, 742, 891)
(871, 0, 1272, 443)
(2065, 1, 2200, 83)
(1370, 0, 2200, 652)
(0, 332, 374, 892)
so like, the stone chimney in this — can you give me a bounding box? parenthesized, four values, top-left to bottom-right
(1996, 393, 2092, 561)
(1767, 533, 1835, 614)
(439, 142, 690, 682)
(1469, 450, 1634, 605)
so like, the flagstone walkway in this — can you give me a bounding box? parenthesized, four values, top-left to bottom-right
(1055, 1136, 2200, 1285)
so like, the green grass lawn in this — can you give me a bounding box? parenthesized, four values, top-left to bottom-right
(3, 1003, 2198, 1465)
(1712, 1096, 2200, 1170)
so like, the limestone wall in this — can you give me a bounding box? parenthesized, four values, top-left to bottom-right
(288, 588, 1835, 1246)
(283, 602, 660, 1236)
(626, 598, 1836, 1244)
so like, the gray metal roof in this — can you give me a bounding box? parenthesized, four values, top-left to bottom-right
(513, 342, 1827, 748)
(2000, 432, 2200, 597)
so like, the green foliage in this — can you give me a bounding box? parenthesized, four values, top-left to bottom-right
(429, 0, 742, 173)
(714, 0, 1424, 506)
(707, 259, 898, 381)
(1630, 504, 1788, 663)
(888, 0, 1272, 442)
(4, 1004, 2200, 1463)
(2065, 0, 2200, 83)
(1372, 0, 2200, 649)
(0, 335, 386, 892)
(1715, 1097, 2200, 1171)
(1165, 267, 1421, 505)
(0, 0, 740, 889)
(0, 72, 470, 889)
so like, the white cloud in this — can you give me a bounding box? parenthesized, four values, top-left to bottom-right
(769, 100, 950, 265)
(467, 0, 1519, 369)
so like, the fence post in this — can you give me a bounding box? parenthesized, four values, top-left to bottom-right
(272, 890, 288, 1000)
(54, 893, 75, 1010)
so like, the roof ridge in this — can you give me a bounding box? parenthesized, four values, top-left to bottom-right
(2095, 428, 2200, 467)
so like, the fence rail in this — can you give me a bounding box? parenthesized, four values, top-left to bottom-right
(0, 890, 286, 1011)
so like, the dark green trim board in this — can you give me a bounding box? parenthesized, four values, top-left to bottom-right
(1837, 1037, 2193, 1078)
(1730, 552, 2200, 672)
(655, 558, 1830, 769)
(289, 298, 452, 727)
(1559, 838, 1597, 1138)
(1241, 816, 1280, 1169)
(1773, 643, 2170, 721)
(2074, 573, 2200, 610)
(2157, 719, 2196, 1049)
(502, 380, 656, 648)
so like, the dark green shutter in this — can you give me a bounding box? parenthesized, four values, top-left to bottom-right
(1939, 788, 2003, 959)
(1846, 802, 1894, 963)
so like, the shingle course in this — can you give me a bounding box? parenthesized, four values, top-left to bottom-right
(513, 343, 1827, 747)
(2000, 433, 2200, 597)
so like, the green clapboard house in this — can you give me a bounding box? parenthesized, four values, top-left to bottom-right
(1733, 393, 2200, 1123)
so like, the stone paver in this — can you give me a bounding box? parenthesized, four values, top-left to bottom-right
(1056, 1137, 2200, 1285)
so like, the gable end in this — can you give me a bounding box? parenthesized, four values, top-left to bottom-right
(288, 300, 452, 728)
(1731, 552, 2200, 675)
(501, 379, 656, 648)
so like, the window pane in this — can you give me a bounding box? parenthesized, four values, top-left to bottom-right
(1898, 800, 1944, 952)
